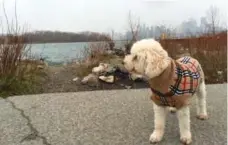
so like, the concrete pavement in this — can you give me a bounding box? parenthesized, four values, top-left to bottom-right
(0, 84, 227, 145)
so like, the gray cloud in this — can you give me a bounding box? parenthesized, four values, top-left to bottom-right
(0, 0, 227, 33)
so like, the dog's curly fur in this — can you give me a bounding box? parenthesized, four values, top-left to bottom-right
(123, 38, 208, 144)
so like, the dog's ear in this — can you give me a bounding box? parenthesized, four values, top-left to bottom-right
(144, 51, 170, 78)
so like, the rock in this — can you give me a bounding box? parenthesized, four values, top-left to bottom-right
(124, 85, 132, 89)
(99, 75, 114, 83)
(119, 84, 132, 89)
(72, 77, 79, 82)
(37, 65, 45, 69)
(92, 63, 109, 74)
(106, 50, 114, 55)
(130, 73, 144, 81)
(217, 71, 224, 83)
(81, 73, 99, 87)
(92, 63, 116, 75)
(217, 71, 223, 75)
(37, 59, 48, 69)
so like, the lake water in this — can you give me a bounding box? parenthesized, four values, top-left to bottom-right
(29, 41, 126, 64)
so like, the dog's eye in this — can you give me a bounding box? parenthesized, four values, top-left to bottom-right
(133, 55, 137, 61)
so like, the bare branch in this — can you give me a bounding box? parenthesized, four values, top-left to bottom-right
(0, 16, 4, 35)
(127, 11, 140, 41)
(206, 5, 220, 34)
(14, 0, 18, 34)
(2, 0, 10, 34)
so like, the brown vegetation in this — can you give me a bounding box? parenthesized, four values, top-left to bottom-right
(70, 42, 116, 78)
(159, 31, 227, 84)
(0, 2, 46, 97)
(0, 34, 47, 97)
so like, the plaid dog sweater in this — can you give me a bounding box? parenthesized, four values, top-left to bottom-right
(149, 56, 204, 109)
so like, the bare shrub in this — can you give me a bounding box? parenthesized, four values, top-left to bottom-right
(70, 41, 116, 78)
(0, 1, 44, 97)
(159, 31, 227, 84)
(206, 5, 221, 35)
(124, 11, 140, 54)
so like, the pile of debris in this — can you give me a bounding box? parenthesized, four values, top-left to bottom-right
(75, 62, 146, 89)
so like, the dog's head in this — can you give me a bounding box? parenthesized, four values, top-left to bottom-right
(123, 39, 171, 79)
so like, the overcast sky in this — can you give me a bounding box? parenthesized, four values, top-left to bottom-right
(0, 0, 227, 33)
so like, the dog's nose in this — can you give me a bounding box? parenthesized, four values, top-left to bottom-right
(122, 61, 125, 65)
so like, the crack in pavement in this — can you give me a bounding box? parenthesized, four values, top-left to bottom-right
(5, 99, 51, 145)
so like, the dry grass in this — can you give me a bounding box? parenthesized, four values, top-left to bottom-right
(70, 42, 116, 78)
(0, 35, 46, 97)
(0, 2, 46, 97)
(72, 32, 227, 84)
(159, 31, 227, 84)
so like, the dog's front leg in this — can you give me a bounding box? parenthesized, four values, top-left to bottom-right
(177, 106, 192, 144)
(149, 102, 167, 144)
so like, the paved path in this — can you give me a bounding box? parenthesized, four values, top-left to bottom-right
(0, 84, 227, 145)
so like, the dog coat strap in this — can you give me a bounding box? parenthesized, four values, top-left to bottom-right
(151, 88, 172, 106)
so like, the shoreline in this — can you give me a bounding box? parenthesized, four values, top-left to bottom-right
(39, 65, 226, 95)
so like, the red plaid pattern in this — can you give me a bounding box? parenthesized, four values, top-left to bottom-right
(150, 56, 203, 108)
(172, 56, 201, 95)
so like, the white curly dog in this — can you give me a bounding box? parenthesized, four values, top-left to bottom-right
(123, 38, 208, 144)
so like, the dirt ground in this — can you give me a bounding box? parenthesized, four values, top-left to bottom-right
(41, 66, 149, 94)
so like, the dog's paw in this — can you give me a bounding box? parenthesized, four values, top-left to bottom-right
(180, 136, 192, 145)
(196, 114, 208, 120)
(149, 131, 163, 144)
(180, 132, 192, 145)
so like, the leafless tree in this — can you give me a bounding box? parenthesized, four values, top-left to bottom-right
(127, 11, 140, 42)
(206, 5, 220, 34)
(124, 11, 140, 54)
